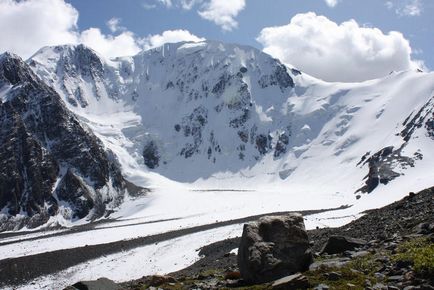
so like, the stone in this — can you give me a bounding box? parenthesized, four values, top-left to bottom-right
(148, 275, 177, 287)
(324, 271, 342, 281)
(271, 273, 309, 290)
(69, 278, 120, 290)
(321, 236, 367, 254)
(238, 213, 313, 283)
(309, 257, 351, 271)
(314, 284, 330, 290)
(224, 271, 241, 280)
(387, 275, 404, 282)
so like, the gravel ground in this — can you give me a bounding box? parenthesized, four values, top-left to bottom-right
(0, 208, 341, 287)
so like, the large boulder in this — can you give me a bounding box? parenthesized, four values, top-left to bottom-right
(238, 213, 313, 283)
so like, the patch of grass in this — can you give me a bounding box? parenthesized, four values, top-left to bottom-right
(305, 254, 382, 290)
(347, 254, 380, 275)
(393, 237, 434, 277)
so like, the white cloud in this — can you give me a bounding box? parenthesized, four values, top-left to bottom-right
(150, 0, 246, 31)
(157, 0, 173, 8)
(180, 0, 202, 10)
(106, 17, 124, 33)
(324, 0, 339, 7)
(198, 0, 246, 31)
(385, 0, 423, 16)
(142, 2, 157, 10)
(0, 0, 204, 60)
(257, 12, 421, 82)
(142, 29, 205, 50)
(80, 28, 142, 58)
(0, 0, 79, 58)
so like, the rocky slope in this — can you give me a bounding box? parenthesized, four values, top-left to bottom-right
(0, 53, 146, 231)
(117, 186, 433, 290)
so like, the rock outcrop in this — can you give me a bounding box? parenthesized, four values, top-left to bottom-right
(237, 213, 313, 283)
(0, 53, 147, 231)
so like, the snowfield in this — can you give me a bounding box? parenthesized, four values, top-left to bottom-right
(0, 41, 433, 289)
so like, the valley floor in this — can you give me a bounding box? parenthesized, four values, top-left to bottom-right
(0, 180, 432, 290)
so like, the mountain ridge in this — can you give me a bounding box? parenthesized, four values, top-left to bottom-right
(0, 40, 433, 231)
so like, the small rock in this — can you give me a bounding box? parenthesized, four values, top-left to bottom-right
(309, 257, 351, 270)
(314, 284, 330, 290)
(350, 250, 370, 258)
(69, 278, 121, 290)
(271, 273, 309, 290)
(404, 271, 415, 281)
(347, 283, 356, 288)
(387, 275, 404, 282)
(148, 275, 177, 287)
(388, 286, 400, 290)
(324, 271, 342, 281)
(414, 223, 434, 235)
(224, 271, 241, 280)
(373, 283, 388, 290)
(321, 236, 367, 254)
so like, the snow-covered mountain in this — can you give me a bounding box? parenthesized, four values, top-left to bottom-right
(0, 40, 433, 230)
(0, 52, 146, 231)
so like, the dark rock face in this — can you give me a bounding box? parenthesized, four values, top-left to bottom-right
(55, 169, 95, 219)
(143, 140, 160, 169)
(401, 96, 434, 142)
(320, 236, 367, 255)
(238, 213, 313, 283)
(258, 64, 294, 91)
(180, 106, 208, 159)
(0, 53, 145, 231)
(357, 146, 416, 193)
(274, 133, 289, 158)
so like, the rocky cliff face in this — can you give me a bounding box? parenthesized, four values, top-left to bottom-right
(0, 53, 146, 231)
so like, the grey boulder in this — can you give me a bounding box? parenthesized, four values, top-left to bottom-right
(238, 213, 313, 283)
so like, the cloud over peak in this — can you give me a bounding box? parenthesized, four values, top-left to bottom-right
(0, 0, 204, 59)
(257, 12, 421, 82)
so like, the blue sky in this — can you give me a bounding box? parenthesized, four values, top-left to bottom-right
(1, 0, 432, 82)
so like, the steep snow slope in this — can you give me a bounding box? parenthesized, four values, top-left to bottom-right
(29, 41, 434, 195)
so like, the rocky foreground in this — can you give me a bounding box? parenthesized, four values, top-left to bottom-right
(66, 187, 433, 290)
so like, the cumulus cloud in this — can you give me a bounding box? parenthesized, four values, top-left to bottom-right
(80, 28, 142, 58)
(257, 12, 421, 82)
(0, 0, 79, 58)
(142, 29, 205, 50)
(324, 0, 339, 7)
(198, 0, 246, 31)
(0, 0, 204, 60)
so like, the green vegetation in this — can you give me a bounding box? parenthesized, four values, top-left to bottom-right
(393, 237, 434, 277)
(137, 237, 434, 290)
(304, 256, 381, 290)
